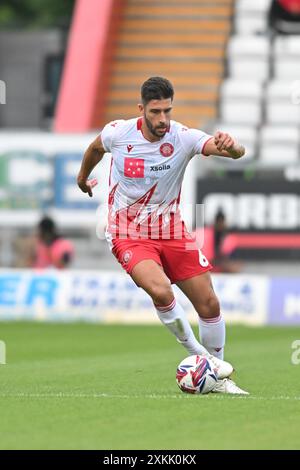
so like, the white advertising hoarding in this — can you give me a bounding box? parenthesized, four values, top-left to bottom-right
(0, 269, 269, 326)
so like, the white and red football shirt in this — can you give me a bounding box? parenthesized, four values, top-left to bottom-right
(101, 117, 212, 239)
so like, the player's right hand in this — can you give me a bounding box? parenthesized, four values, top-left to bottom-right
(77, 177, 98, 197)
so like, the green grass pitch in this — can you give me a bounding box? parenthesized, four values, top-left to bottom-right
(0, 322, 300, 449)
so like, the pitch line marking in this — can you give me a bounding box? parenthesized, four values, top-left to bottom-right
(0, 393, 300, 401)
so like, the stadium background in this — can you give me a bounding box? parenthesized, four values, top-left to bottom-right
(0, 0, 300, 450)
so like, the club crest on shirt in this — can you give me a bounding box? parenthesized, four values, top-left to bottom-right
(122, 250, 133, 264)
(160, 143, 174, 157)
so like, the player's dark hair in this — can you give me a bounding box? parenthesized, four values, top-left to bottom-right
(141, 77, 174, 105)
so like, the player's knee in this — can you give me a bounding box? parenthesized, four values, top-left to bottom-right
(197, 294, 220, 319)
(150, 282, 173, 307)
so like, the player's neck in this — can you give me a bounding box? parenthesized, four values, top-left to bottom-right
(141, 120, 161, 143)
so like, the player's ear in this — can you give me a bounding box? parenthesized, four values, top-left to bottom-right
(138, 103, 144, 114)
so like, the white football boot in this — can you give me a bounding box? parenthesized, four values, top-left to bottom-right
(205, 354, 234, 380)
(211, 378, 249, 395)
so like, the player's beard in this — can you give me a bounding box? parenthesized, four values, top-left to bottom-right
(144, 115, 167, 138)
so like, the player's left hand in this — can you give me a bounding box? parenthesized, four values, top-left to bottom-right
(214, 131, 245, 159)
(214, 131, 235, 152)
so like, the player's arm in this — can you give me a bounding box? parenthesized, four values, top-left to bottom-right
(203, 131, 245, 159)
(77, 135, 106, 197)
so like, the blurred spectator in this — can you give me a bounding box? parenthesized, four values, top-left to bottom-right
(269, 0, 300, 34)
(212, 210, 242, 273)
(14, 216, 74, 269)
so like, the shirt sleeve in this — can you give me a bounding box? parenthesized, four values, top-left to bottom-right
(100, 120, 124, 152)
(178, 127, 213, 158)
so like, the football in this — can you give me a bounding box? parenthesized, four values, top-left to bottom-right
(176, 355, 218, 394)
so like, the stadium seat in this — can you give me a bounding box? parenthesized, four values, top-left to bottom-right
(213, 123, 257, 160)
(227, 36, 271, 79)
(220, 100, 262, 126)
(260, 125, 299, 164)
(266, 102, 300, 125)
(266, 79, 296, 99)
(235, 0, 272, 15)
(235, 0, 272, 35)
(221, 79, 264, 99)
(273, 36, 300, 78)
(227, 36, 270, 58)
(234, 16, 268, 35)
(274, 59, 300, 79)
(220, 79, 264, 114)
(266, 80, 300, 124)
(274, 35, 300, 55)
(220, 79, 264, 127)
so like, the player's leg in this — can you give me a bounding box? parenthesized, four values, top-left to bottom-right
(176, 272, 226, 360)
(130, 259, 209, 356)
(161, 237, 232, 376)
(175, 272, 235, 380)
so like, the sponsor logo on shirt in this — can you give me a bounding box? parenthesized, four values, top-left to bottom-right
(160, 143, 174, 157)
(150, 164, 170, 172)
(124, 158, 144, 178)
